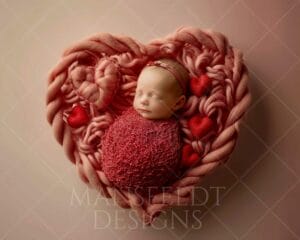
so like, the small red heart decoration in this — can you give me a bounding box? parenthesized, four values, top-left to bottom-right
(190, 74, 212, 97)
(181, 144, 199, 167)
(67, 105, 90, 128)
(188, 114, 215, 138)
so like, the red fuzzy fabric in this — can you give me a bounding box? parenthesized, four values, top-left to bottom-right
(101, 107, 183, 197)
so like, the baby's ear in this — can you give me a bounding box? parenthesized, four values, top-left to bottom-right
(173, 95, 186, 111)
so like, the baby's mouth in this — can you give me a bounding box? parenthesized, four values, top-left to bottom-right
(138, 108, 151, 113)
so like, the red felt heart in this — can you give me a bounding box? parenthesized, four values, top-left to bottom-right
(181, 144, 199, 167)
(190, 74, 212, 97)
(188, 114, 215, 138)
(67, 105, 89, 128)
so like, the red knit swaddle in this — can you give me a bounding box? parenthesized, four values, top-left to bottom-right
(101, 106, 183, 197)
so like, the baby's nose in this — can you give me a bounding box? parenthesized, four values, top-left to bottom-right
(140, 95, 149, 105)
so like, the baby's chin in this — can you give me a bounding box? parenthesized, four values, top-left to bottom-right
(137, 111, 153, 119)
(135, 108, 172, 120)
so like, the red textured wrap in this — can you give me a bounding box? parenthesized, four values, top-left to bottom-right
(101, 107, 183, 197)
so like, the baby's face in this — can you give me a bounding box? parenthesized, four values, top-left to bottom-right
(133, 67, 184, 120)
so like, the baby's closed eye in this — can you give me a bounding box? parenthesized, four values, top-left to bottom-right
(154, 93, 163, 100)
(149, 90, 163, 99)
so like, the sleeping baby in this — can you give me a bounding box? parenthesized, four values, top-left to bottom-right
(101, 58, 190, 198)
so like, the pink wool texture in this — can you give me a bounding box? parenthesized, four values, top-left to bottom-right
(101, 107, 183, 196)
(46, 26, 252, 225)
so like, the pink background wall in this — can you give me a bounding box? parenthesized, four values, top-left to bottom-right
(0, 0, 299, 239)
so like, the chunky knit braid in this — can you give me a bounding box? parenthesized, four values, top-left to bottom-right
(46, 26, 251, 225)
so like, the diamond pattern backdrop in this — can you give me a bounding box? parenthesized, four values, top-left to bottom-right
(0, 0, 299, 239)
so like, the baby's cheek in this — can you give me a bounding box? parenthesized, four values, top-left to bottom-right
(160, 95, 175, 107)
(155, 100, 172, 114)
(133, 97, 138, 108)
(155, 99, 167, 108)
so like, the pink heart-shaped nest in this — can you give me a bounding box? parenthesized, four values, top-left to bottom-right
(46, 26, 251, 225)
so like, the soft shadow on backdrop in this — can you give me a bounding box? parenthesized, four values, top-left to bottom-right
(0, 0, 299, 239)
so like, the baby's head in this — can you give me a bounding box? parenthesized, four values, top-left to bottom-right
(133, 58, 190, 120)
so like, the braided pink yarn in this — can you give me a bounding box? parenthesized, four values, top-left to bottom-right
(46, 26, 251, 225)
